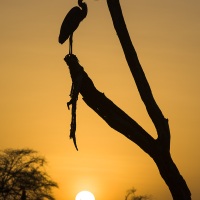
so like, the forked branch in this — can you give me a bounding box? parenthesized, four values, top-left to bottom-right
(106, 0, 170, 150)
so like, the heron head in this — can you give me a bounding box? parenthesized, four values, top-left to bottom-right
(78, 0, 84, 6)
(78, 0, 87, 16)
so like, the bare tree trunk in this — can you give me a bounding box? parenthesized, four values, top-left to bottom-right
(152, 150, 191, 200)
(106, 0, 191, 199)
(64, 0, 191, 199)
(65, 54, 191, 199)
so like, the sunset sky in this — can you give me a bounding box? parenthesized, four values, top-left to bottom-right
(0, 0, 200, 199)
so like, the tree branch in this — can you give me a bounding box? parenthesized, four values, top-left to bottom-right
(64, 54, 155, 155)
(63, 2, 191, 199)
(106, 0, 170, 150)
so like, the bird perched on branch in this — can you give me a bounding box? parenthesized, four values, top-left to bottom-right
(58, 0, 87, 54)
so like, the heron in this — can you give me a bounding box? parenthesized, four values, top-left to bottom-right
(58, 0, 87, 54)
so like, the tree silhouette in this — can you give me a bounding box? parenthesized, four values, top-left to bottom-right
(0, 148, 58, 200)
(64, 0, 191, 199)
(125, 188, 151, 200)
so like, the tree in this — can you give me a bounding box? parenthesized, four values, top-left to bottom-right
(125, 188, 151, 200)
(0, 148, 58, 200)
(64, 0, 191, 199)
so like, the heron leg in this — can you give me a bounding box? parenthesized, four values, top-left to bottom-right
(69, 34, 73, 54)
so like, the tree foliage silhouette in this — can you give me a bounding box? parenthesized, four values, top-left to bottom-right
(125, 188, 151, 200)
(64, 0, 191, 199)
(0, 148, 58, 200)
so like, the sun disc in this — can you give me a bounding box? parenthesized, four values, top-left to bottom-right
(75, 190, 95, 200)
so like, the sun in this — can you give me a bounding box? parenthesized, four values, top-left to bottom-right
(75, 190, 95, 200)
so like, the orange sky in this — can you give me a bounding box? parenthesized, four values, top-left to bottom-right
(0, 0, 200, 199)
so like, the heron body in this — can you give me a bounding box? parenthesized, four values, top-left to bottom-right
(59, 7, 82, 44)
(59, 0, 87, 54)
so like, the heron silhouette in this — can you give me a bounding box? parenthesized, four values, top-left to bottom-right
(58, 0, 87, 54)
